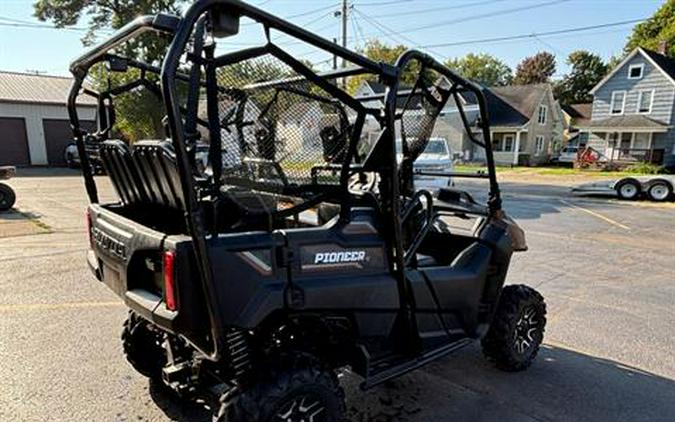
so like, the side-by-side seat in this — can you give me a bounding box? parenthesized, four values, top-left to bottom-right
(100, 140, 148, 205)
(99, 139, 184, 211)
(132, 140, 184, 210)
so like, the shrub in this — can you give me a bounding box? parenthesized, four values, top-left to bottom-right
(623, 162, 667, 175)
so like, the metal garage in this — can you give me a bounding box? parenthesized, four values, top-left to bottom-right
(0, 71, 97, 166)
(0, 117, 31, 166)
(43, 119, 96, 166)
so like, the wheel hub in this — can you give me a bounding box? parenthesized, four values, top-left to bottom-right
(514, 306, 538, 355)
(651, 185, 669, 200)
(276, 395, 325, 422)
(620, 184, 637, 197)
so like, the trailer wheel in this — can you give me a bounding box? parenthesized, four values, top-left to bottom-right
(647, 180, 673, 202)
(482, 285, 547, 372)
(0, 183, 16, 211)
(121, 312, 166, 379)
(615, 178, 641, 200)
(214, 354, 345, 422)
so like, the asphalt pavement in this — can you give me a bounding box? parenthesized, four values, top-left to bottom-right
(0, 169, 674, 422)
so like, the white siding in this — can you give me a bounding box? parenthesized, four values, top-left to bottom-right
(0, 102, 96, 165)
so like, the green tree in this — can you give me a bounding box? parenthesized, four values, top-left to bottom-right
(553, 51, 607, 105)
(625, 0, 675, 57)
(34, 0, 188, 142)
(445, 53, 513, 86)
(34, 0, 187, 60)
(346, 39, 415, 94)
(513, 51, 556, 85)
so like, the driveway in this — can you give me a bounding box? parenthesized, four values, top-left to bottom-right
(0, 169, 674, 421)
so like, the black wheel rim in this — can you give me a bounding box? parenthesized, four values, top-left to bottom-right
(275, 394, 326, 422)
(513, 306, 540, 355)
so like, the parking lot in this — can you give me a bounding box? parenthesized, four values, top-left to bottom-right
(1, 169, 674, 422)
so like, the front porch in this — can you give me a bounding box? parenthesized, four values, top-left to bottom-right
(580, 115, 669, 165)
(481, 128, 529, 166)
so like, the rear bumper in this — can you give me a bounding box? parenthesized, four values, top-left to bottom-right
(87, 249, 102, 281)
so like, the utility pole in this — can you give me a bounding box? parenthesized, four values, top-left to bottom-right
(332, 38, 338, 70)
(341, 0, 348, 70)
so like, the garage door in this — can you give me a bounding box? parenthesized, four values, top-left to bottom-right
(43, 119, 96, 166)
(0, 117, 31, 166)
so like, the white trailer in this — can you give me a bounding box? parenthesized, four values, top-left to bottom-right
(572, 175, 675, 202)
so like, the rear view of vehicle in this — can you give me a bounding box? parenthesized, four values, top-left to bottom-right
(69, 1, 546, 420)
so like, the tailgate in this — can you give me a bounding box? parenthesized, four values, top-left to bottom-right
(87, 204, 201, 334)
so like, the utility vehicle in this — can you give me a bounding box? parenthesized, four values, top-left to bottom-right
(69, 1, 546, 420)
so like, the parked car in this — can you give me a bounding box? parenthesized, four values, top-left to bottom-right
(551, 146, 579, 165)
(397, 137, 454, 191)
(64, 142, 105, 173)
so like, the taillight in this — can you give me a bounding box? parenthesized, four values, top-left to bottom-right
(163, 250, 178, 311)
(86, 208, 93, 247)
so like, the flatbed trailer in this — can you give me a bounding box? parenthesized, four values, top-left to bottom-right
(572, 175, 675, 202)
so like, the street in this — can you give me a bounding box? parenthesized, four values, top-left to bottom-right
(1, 169, 674, 422)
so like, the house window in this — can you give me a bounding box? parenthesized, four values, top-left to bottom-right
(537, 105, 547, 125)
(610, 91, 626, 115)
(637, 90, 654, 113)
(535, 136, 545, 155)
(628, 64, 644, 79)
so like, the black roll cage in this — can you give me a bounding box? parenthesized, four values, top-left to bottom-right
(68, 0, 501, 361)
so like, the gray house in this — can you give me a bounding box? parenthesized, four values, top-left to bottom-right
(354, 80, 563, 166)
(582, 46, 675, 167)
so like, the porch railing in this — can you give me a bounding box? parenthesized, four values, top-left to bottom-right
(604, 148, 665, 164)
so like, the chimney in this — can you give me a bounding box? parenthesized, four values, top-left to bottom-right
(658, 40, 668, 55)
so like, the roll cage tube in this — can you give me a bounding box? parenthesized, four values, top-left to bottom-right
(68, 14, 181, 204)
(160, 0, 393, 360)
(391, 50, 501, 213)
(383, 49, 501, 351)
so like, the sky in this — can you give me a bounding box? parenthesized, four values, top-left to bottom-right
(0, 0, 664, 78)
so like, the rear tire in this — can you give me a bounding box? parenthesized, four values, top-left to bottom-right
(0, 183, 16, 211)
(121, 312, 166, 379)
(615, 178, 641, 200)
(482, 285, 546, 372)
(647, 180, 672, 202)
(214, 354, 345, 422)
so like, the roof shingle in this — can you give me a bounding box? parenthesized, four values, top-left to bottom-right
(485, 84, 549, 127)
(579, 114, 667, 130)
(641, 48, 675, 82)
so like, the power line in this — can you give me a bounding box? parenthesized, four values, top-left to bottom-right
(366, 0, 507, 19)
(356, 0, 413, 6)
(353, 9, 445, 57)
(388, 0, 572, 36)
(420, 18, 645, 48)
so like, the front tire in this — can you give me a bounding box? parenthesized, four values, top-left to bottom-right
(482, 285, 547, 372)
(214, 354, 345, 422)
(121, 312, 166, 379)
(0, 183, 16, 211)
